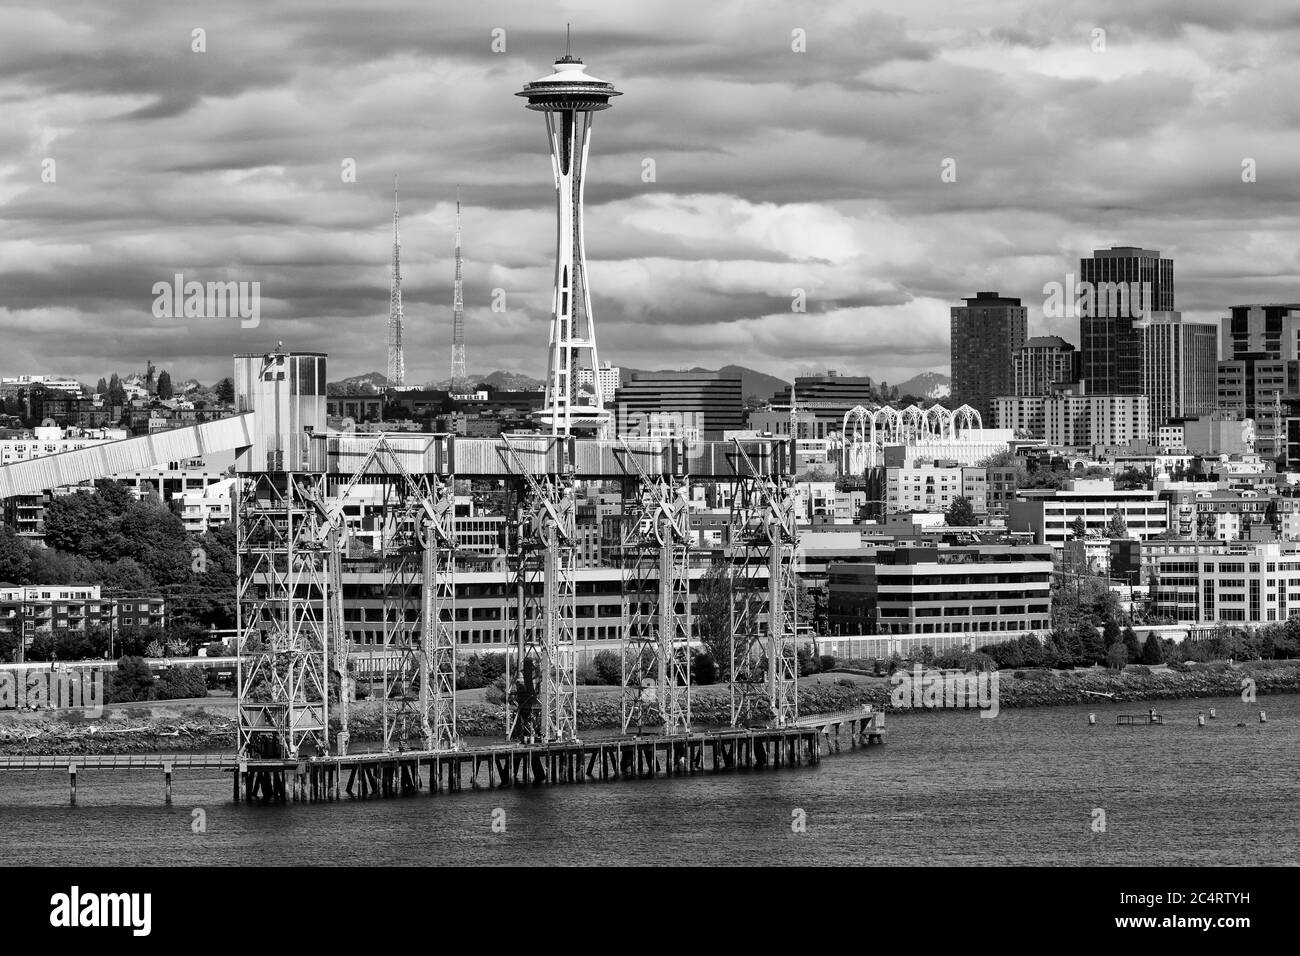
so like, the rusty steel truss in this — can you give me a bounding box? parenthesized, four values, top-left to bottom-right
(619, 443, 692, 736)
(502, 437, 579, 744)
(236, 437, 459, 760)
(235, 472, 333, 760)
(232, 432, 797, 756)
(727, 441, 800, 728)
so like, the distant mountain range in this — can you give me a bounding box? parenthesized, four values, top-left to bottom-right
(619, 364, 789, 401)
(893, 371, 951, 400)
(330, 365, 953, 402)
(425, 371, 545, 391)
(329, 371, 547, 393)
(327, 371, 390, 394)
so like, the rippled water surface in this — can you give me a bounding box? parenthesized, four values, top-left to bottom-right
(1, 694, 1295, 865)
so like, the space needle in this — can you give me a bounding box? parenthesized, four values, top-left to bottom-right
(517, 33, 621, 435)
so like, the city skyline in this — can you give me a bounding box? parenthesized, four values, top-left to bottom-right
(5, 0, 1300, 386)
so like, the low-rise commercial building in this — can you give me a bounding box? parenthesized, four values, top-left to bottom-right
(825, 543, 1053, 654)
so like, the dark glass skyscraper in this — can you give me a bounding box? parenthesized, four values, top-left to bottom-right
(950, 292, 1027, 422)
(1217, 303, 1300, 458)
(1078, 246, 1174, 395)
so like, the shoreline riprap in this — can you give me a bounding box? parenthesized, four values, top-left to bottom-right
(3, 662, 1296, 756)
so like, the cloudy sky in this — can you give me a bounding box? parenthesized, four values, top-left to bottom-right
(4, 0, 1300, 388)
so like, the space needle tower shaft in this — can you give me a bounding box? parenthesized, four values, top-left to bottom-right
(517, 33, 621, 435)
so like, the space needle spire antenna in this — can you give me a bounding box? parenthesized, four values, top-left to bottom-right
(387, 174, 406, 389)
(450, 187, 467, 387)
(517, 32, 621, 435)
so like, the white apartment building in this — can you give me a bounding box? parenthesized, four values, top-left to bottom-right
(0, 426, 127, 465)
(795, 481, 865, 522)
(993, 395, 1046, 436)
(1151, 540, 1300, 625)
(1044, 392, 1149, 447)
(996, 390, 1149, 447)
(885, 465, 988, 515)
(1157, 423, 1186, 451)
(596, 363, 621, 401)
(177, 477, 236, 532)
(1008, 478, 1170, 547)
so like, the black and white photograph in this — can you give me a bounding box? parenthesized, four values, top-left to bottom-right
(0, 0, 1290, 925)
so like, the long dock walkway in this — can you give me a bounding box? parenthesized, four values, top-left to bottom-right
(0, 709, 885, 805)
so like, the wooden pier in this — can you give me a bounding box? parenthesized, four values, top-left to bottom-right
(0, 708, 884, 805)
(239, 709, 885, 804)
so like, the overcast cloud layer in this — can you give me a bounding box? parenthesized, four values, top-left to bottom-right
(4, 0, 1300, 387)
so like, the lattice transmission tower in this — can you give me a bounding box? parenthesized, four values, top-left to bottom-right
(450, 190, 467, 387)
(387, 175, 405, 389)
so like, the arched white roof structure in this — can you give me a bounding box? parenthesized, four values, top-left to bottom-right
(840, 402, 992, 475)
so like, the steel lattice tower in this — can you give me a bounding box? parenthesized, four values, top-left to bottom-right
(450, 191, 467, 387)
(517, 37, 621, 436)
(387, 176, 406, 389)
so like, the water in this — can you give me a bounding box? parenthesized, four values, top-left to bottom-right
(2, 694, 1296, 866)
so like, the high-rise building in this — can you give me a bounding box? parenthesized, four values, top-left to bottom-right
(614, 371, 743, 440)
(1044, 388, 1150, 447)
(596, 362, 621, 401)
(950, 292, 1027, 421)
(1134, 311, 1217, 432)
(1014, 336, 1080, 396)
(1216, 304, 1300, 459)
(996, 387, 1149, 446)
(517, 47, 621, 435)
(1078, 246, 1174, 395)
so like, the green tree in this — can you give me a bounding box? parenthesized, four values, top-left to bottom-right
(1076, 620, 1105, 665)
(156, 370, 173, 400)
(1103, 618, 1121, 647)
(977, 638, 1024, 669)
(459, 655, 485, 690)
(0, 526, 31, 584)
(1113, 468, 1149, 491)
(692, 650, 717, 685)
(592, 649, 622, 685)
(108, 655, 155, 703)
(107, 373, 126, 406)
(1070, 516, 1088, 540)
(1105, 510, 1129, 538)
(1049, 627, 1076, 667)
(214, 377, 235, 404)
(1106, 642, 1128, 670)
(1141, 633, 1164, 664)
(945, 495, 977, 527)
(95, 377, 108, 394)
(1122, 625, 1142, 663)
(694, 562, 735, 678)
(154, 665, 208, 700)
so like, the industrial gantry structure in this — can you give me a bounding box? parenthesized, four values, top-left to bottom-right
(218, 350, 804, 764)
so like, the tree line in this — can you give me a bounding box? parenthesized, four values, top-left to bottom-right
(0, 480, 236, 662)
